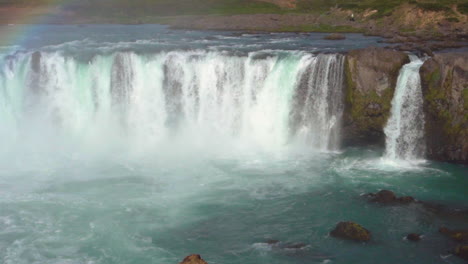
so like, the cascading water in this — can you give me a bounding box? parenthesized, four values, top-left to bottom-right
(384, 55, 425, 161)
(1, 27, 467, 264)
(0, 51, 344, 154)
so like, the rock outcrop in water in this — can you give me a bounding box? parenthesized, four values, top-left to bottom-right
(439, 227, 468, 242)
(455, 245, 468, 261)
(365, 190, 415, 205)
(330, 221, 371, 242)
(406, 233, 422, 242)
(420, 53, 468, 164)
(179, 255, 208, 264)
(343, 47, 410, 147)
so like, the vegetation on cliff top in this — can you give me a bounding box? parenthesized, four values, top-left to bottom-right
(0, 0, 467, 17)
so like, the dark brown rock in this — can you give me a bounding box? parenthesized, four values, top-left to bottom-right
(179, 254, 208, 264)
(439, 227, 468, 242)
(420, 53, 468, 165)
(266, 239, 280, 245)
(371, 190, 397, 204)
(343, 47, 410, 147)
(455, 245, 468, 261)
(366, 190, 415, 205)
(406, 233, 422, 242)
(398, 196, 416, 204)
(330, 221, 371, 242)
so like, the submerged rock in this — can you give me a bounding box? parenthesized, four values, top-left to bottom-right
(439, 227, 468, 242)
(406, 233, 422, 242)
(366, 190, 415, 205)
(324, 33, 346, 40)
(266, 239, 280, 245)
(369, 190, 397, 203)
(261, 240, 307, 250)
(179, 254, 208, 264)
(455, 245, 468, 261)
(283, 243, 307, 249)
(330, 221, 371, 242)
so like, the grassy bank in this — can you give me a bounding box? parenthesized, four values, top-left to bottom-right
(1, 0, 467, 17)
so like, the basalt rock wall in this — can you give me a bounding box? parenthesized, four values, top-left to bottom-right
(343, 47, 409, 147)
(420, 53, 468, 164)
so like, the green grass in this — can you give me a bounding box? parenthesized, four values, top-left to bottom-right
(0, 0, 466, 18)
(278, 24, 364, 33)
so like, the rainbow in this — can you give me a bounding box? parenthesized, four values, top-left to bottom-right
(0, 0, 78, 52)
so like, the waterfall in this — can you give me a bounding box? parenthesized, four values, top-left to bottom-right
(384, 56, 425, 161)
(0, 51, 344, 153)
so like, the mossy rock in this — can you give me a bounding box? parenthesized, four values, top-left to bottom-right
(330, 221, 371, 242)
(420, 53, 468, 164)
(342, 47, 409, 146)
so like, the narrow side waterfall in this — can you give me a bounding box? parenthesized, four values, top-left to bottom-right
(0, 51, 344, 153)
(384, 56, 425, 160)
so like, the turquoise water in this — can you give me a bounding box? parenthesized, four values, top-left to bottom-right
(1, 147, 467, 264)
(0, 25, 467, 264)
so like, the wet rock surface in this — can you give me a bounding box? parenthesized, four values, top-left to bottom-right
(365, 190, 416, 205)
(440, 227, 468, 242)
(342, 47, 409, 147)
(455, 245, 468, 261)
(406, 233, 422, 242)
(179, 255, 208, 264)
(330, 221, 371, 242)
(420, 52, 468, 165)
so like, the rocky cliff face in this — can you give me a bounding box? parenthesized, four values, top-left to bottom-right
(343, 47, 409, 146)
(420, 53, 468, 164)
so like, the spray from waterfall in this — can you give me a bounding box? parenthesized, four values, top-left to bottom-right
(384, 55, 425, 161)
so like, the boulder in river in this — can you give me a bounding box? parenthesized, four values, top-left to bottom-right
(455, 245, 468, 261)
(330, 221, 371, 242)
(179, 254, 208, 264)
(439, 227, 468, 242)
(366, 190, 415, 205)
(406, 233, 422, 242)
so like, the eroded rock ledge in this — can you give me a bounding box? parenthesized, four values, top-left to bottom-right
(420, 53, 468, 164)
(343, 47, 409, 147)
(343, 47, 467, 164)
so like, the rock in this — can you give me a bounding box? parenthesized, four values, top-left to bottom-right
(420, 53, 468, 165)
(370, 190, 397, 204)
(406, 233, 422, 242)
(398, 196, 416, 204)
(31, 51, 42, 73)
(439, 227, 468, 242)
(179, 255, 208, 264)
(330, 221, 371, 242)
(283, 243, 307, 249)
(420, 202, 468, 219)
(366, 190, 415, 205)
(455, 245, 468, 261)
(343, 47, 410, 147)
(266, 239, 280, 245)
(324, 33, 346, 40)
